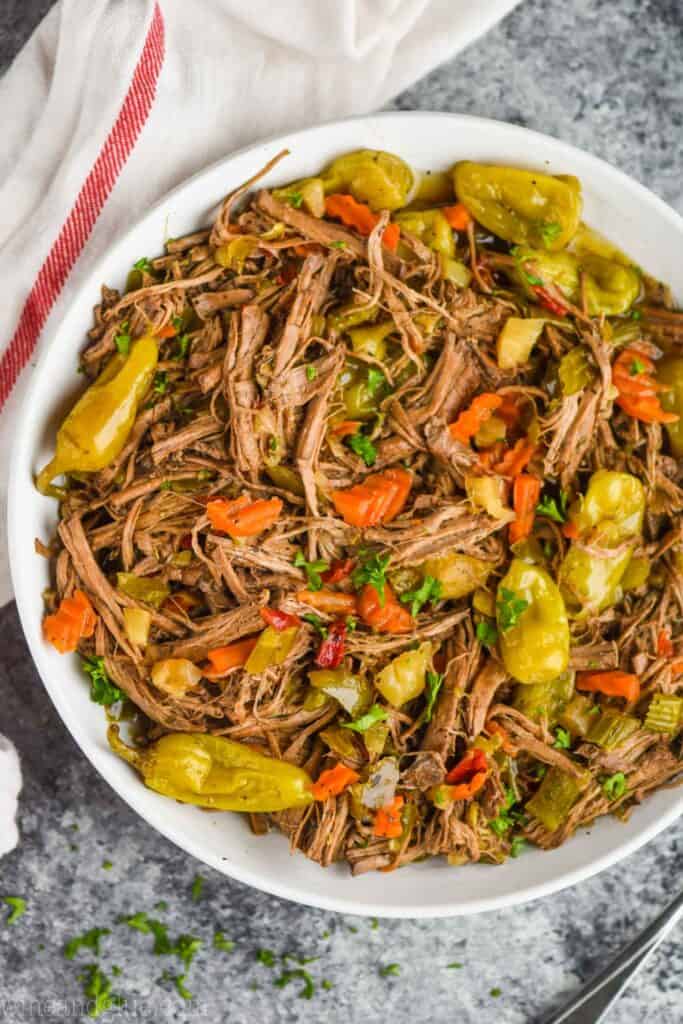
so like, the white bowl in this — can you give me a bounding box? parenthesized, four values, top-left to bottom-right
(10, 113, 683, 918)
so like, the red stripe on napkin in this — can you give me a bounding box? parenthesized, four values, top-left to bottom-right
(0, 2, 166, 409)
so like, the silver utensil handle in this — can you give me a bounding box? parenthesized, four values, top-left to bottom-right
(542, 889, 683, 1024)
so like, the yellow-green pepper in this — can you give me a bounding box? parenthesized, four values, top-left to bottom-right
(657, 354, 683, 457)
(36, 334, 158, 495)
(273, 178, 325, 217)
(421, 552, 492, 600)
(394, 209, 454, 257)
(511, 246, 640, 316)
(108, 725, 313, 812)
(265, 464, 306, 497)
(513, 671, 575, 725)
(321, 150, 415, 211)
(347, 320, 396, 361)
(558, 470, 645, 616)
(375, 642, 433, 707)
(116, 573, 170, 610)
(245, 626, 298, 674)
(213, 236, 258, 271)
(558, 347, 595, 396)
(308, 668, 371, 717)
(453, 162, 582, 250)
(327, 303, 379, 333)
(497, 559, 570, 685)
(558, 693, 598, 738)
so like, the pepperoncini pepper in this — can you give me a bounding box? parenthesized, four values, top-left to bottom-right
(657, 354, 683, 457)
(558, 470, 645, 617)
(509, 245, 639, 316)
(375, 642, 432, 707)
(245, 625, 299, 674)
(421, 552, 492, 600)
(497, 559, 570, 685)
(452, 162, 582, 250)
(513, 671, 575, 725)
(394, 209, 454, 257)
(116, 573, 170, 609)
(108, 725, 313, 812)
(321, 150, 415, 211)
(36, 334, 158, 495)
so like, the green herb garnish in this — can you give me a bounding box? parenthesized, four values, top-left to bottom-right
(352, 550, 390, 602)
(306, 364, 317, 381)
(114, 321, 130, 355)
(153, 372, 168, 395)
(423, 671, 444, 724)
(348, 432, 377, 467)
(286, 192, 304, 209)
(536, 490, 568, 523)
(190, 875, 204, 902)
(213, 931, 235, 953)
(541, 222, 562, 247)
(553, 727, 571, 750)
(82, 657, 123, 707)
(302, 613, 328, 637)
(257, 948, 277, 967)
(330, 240, 346, 250)
(274, 968, 315, 999)
(522, 268, 544, 286)
(380, 963, 401, 977)
(3, 896, 26, 925)
(77, 965, 123, 1018)
(341, 704, 388, 733)
(294, 550, 329, 592)
(133, 257, 151, 271)
(631, 308, 643, 321)
(629, 358, 646, 376)
(496, 588, 529, 632)
(476, 621, 498, 647)
(602, 771, 627, 801)
(510, 836, 527, 858)
(400, 575, 442, 618)
(366, 367, 386, 397)
(175, 334, 191, 359)
(489, 788, 521, 836)
(64, 927, 111, 960)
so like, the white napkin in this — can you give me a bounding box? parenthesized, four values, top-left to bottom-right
(0, 735, 21, 856)
(0, 0, 519, 853)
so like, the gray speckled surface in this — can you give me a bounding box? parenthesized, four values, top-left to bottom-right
(1, 1, 682, 1022)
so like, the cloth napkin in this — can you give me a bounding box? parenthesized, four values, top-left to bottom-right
(0, 0, 519, 853)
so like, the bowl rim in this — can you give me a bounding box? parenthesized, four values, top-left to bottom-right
(10, 110, 683, 918)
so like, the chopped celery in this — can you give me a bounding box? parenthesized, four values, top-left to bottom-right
(558, 693, 598, 738)
(643, 693, 683, 735)
(525, 765, 591, 832)
(586, 708, 640, 750)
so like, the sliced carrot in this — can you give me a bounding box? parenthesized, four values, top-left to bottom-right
(616, 393, 678, 424)
(330, 419, 362, 438)
(576, 670, 640, 702)
(509, 474, 541, 544)
(373, 795, 404, 838)
(43, 589, 97, 654)
(296, 590, 358, 616)
(203, 638, 258, 679)
(330, 469, 412, 528)
(358, 582, 413, 634)
(324, 194, 400, 251)
(657, 628, 674, 659)
(206, 496, 282, 537)
(613, 348, 679, 424)
(156, 323, 178, 338)
(672, 658, 683, 676)
(370, 467, 412, 522)
(449, 393, 502, 445)
(496, 393, 521, 429)
(442, 203, 472, 231)
(562, 521, 580, 540)
(486, 721, 519, 756)
(493, 438, 536, 478)
(312, 762, 360, 801)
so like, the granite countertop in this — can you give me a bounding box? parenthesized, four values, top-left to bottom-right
(1, 1, 682, 1022)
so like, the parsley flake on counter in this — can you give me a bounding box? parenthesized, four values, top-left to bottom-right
(78, 964, 123, 1019)
(102, 860, 113, 871)
(64, 927, 111, 960)
(490, 987, 502, 998)
(190, 875, 204, 902)
(446, 962, 463, 969)
(257, 948, 277, 967)
(3, 896, 26, 925)
(275, 968, 315, 999)
(380, 963, 401, 977)
(213, 931, 235, 953)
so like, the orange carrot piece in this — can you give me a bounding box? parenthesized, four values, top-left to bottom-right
(203, 638, 258, 678)
(330, 419, 362, 438)
(509, 474, 541, 544)
(373, 795, 405, 838)
(324, 193, 400, 251)
(657, 628, 674, 659)
(312, 762, 360, 801)
(576, 670, 640, 702)
(672, 658, 683, 676)
(296, 590, 359, 616)
(358, 582, 413, 634)
(370, 467, 412, 522)
(493, 438, 536, 478)
(206, 496, 282, 537)
(43, 589, 97, 654)
(156, 323, 177, 338)
(330, 469, 411, 528)
(442, 203, 472, 231)
(616, 393, 678, 424)
(486, 721, 519, 756)
(562, 520, 580, 540)
(449, 393, 502, 444)
(613, 348, 679, 424)
(381, 222, 400, 252)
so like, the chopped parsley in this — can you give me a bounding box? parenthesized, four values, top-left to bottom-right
(490, 987, 502, 998)
(102, 860, 113, 871)
(175, 334, 191, 359)
(510, 836, 527, 858)
(330, 240, 346, 250)
(352, 550, 390, 601)
(400, 575, 442, 617)
(496, 588, 529, 632)
(274, 968, 315, 999)
(132, 257, 151, 271)
(536, 490, 568, 523)
(172, 315, 184, 332)
(77, 965, 123, 1018)
(322, 979, 334, 990)
(341, 704, 388, 733)
(302, 613, 328, 637)
(82, 657, 123, 707)
(630, 308, 643, 320)
(380, 963, 401, 977)
(346, 615, 358, 632)
(541, 222, 562, 247)
(153, 371, 169, 395)
(553, 727, 571, 750)
(294, 550, 329, 591)
(190, 875, 204, 902)
(476, 621, 498, 647)
(489, 788, 523, 837)
(348, 432, 377, 467)
(64, 927, 111, 960)
(366, 367, 386, 397)
(422, 671, 444, 724)
(522, 268, 544, 286)
(213, 931, 235, 953)
(154, 901, 168, 912)
(286, 192, 304, 209)
(306, 364, 317, 381)
(629, 358, 647, 376)
(257, 948, 277, 967)
(160, 969, 193, 1000)
(3, 896, 26, 925)
(446, 962, 463, 969)
(371, 917, 379, 930)
(114, 321, 130, 355)
(602, 771, 627, 801)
